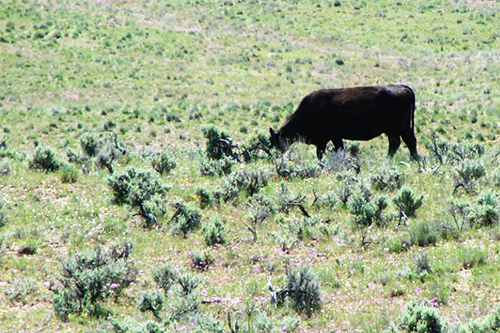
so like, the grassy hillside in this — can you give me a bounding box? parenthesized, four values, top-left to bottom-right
(1, 0, 500, 332)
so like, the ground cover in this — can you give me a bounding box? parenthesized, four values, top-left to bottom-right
(1, 0, 500, 332)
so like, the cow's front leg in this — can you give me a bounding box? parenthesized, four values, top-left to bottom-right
(387, 134, 401, 157)
(316, 142, 327, 160)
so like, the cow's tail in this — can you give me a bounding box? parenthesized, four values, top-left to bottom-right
(402, 85, 415, 131)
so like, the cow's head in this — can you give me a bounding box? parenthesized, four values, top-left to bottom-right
(269, 127, 289, 153)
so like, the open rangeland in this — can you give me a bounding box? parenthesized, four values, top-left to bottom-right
(1, 0, 500, 332)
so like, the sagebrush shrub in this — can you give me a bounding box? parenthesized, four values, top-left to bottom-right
(337, 183, 352, 206)
(412, 252, 432, 275)
(202, 218, 226, 246)
(0, 159, 11, 175)
(453, 159, 486, 192)
(151, 150, 177, 175)
(296, 217, 320, 241)
(450, 200, 471, 232)
(107, 167, 169, 219)
(467, 305, 500, 333)
(393, 186, 424, 218)
(111, 318, 170, 333)
(80, 132, 101, 157)
(0, 198, 8, 227)
(312, 190, 338, 209)
(29, 146, 63, 172)
(153, 264, 177, 295)
(285, 265, 322, 317)
(52, 244, 138, 321)
(189, 250, 214, 271)
(202, 124, 231, 160)
(469, 190, 499, 227)
(348, 192, 374, 227)
(96, 146, 119, 174)
(372, 195, 389, 226)
(199, 156, 235, 176)
(196, 186, 214, 209)
(170, 202, 202, 237)
(59, 166, 78, 183)
(254, 311, 275, 332)
(274, 155, 322, 179)
(396, 301, 445, 333)
(176, 271, 201, 296)
(5, 277, 37, 305)
(371, 166, 406, 191)
(0, 138, 16, 159)
(246, 203, 273, 227)
(223, 168, 270, 197)
(427, 138, 484, 165)
(138, 290, 164, 321)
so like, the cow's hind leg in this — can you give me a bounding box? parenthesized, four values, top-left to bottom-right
(331, 138, 344, 153)
(387, 133, 401, 158)
(401, 130, 419, 160)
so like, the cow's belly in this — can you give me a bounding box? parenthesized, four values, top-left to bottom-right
(339, 126, 385, 141)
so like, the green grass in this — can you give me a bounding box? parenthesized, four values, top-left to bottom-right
(1, 0, 500, 332)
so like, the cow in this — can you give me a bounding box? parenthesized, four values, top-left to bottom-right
(269, 85, 419, 160)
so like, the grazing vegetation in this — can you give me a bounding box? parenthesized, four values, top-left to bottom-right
(1, 0, 500, 332)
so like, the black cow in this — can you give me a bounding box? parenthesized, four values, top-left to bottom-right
(269, 85, 419, 160)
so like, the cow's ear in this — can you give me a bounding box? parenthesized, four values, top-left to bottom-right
(269, 127, 277, 136)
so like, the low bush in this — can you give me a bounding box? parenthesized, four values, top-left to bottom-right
(274, 155, 322, 179)
(169, 202, 202, 237)
(412, 252, 432, 276)
(347, 191, 387, 230)
(80, 132, 101, 157)
(312, 190, 338, 209)
(348, 192, 374, 227)
(153, 264, 177, 295)
(0, 159, 11, 176)
(223, 168, 270, 197)
(59, 166, 78, 183)
(29, 146, 63, 172)
(108, 167, 170, 222)
(202, 218, 226, 246)
(371, 165, 406, 191)
(176, 271, 201, 297)
(4, 277, 37, 305)
(199, 156, 235, 176)
(111, 318, 170, 333)
(393, 301, 446, 333)
(468, 190, 499, 227)
(0, 198, 8, 228)
(0, 138, 16, 160)
(51, 244, 138, 322)
(202, 124, 232, 160)
(95, 146, 119, 174)
(189, 250, 214, 271)
(453, 159, 486, 193)
(196, 186, 215, 209)
(285, 265, 322, 317)
(427, 138, 484, 165)
(151, 150, 177, 175)
(466, 305, 500, 333)
(138, 290, 164, 321)
(393, 186, 424, 218)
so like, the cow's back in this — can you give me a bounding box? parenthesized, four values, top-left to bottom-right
(303, 85, 413, 140)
